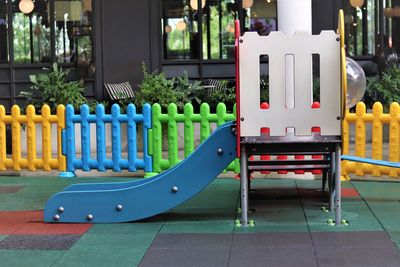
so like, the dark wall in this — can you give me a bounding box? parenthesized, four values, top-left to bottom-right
(99, 0, 157, 91)
(312, 0, 341, 34)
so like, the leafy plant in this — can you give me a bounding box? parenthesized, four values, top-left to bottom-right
(172, 71, 204, 110)
(134, 63, 177, 111)
(364, 66, 400, 110)
(20, 63, 89, 113)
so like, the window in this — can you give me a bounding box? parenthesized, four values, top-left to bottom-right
(2, 0, 93, 68)
(162, 0, 277, 61)
(344, 0, 400, 56)
(0, 0, 8, 63)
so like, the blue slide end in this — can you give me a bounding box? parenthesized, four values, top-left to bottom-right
(44, 122, 237, 223)
(342, 155, 400, 168)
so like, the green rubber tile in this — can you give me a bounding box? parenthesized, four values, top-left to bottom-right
(160, 220, 234, 233)
(251, 179, 297, 187)
(53, 247, 146, 267)
(0, 235, 7, 241)
(0, 194, 48, 210)
(169, 207, 237, 221)
(0, 249, 64, 267)
(306, 208, 383, 232)
(352, 181, 400, 202)
(53, 233, 155, 267)
(376, 218, 400, 232)
(88, 222, 163, 235)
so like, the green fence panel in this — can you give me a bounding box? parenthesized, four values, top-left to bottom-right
(149, 102, 239, 174)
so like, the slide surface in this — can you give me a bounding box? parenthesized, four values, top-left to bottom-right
(44, 122, 237, 223)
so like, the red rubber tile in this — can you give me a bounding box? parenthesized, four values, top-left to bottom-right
(0, 210, 42, 223)
(14, 222, 92, 235)
(0, 186, 25, 193)
(341, 188, 360, 198)
(0, 223, 26, 235)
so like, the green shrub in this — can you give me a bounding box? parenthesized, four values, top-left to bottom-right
(20, 63, 95, 113)
(364, 66, 400, 110)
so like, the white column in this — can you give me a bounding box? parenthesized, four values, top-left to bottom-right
(277, 0, 312, 111)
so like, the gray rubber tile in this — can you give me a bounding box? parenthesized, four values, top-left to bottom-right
(150, 233, 232, 249)
(139, 247, 230, 267)
(0, 186, 25, 193)
(229, 247, 318, 267)
(232, 232, 312, 248)
(311, 231, 396, 248)
(316, 247, 400, 267)
(0, 234, 80, 250)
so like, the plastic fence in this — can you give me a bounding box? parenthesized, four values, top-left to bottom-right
(149, 102, 239, 174)
(0, 104, 66, 171)
(342, 102, 400, 178)
(63, 103, 152, 174)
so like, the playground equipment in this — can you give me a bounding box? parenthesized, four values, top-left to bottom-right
(44, 11, 348, 224)
(235, 10, 346, 225)
(346, 57, 367, 109)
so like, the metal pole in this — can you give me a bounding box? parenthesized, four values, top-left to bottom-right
(334, 143, 342, 225)
(329, 151, 335, 212)
(240, 144, 248, 226)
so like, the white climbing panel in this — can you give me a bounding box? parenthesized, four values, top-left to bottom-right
(239, 31, 342, 137)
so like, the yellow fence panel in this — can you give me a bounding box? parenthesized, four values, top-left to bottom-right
(0, 104, 66, 171)
(342, 102, 400, 178)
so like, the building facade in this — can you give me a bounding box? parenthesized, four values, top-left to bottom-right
(0, 0, 398, 109)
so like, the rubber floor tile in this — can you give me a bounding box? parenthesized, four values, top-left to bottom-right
(0, 249, 64, 266)
(0, 222, 26, 234)
(311, 231, 395, 248)
(88, 222, 162, 235)
(14, 222, 92, 235)
(53, 248, 147, 267)
(234, 223, 309, 233)
(232, 232, 312, 248)
(139, 247, 230, 267)
(0, 235, 7, 241)
(341, 188, 360, 198)
(0, 210, 42, 222)
(0, 234, 80, 250)
(315, 247, 400, 267)
(229, 246, 318, 267)
(160, 220, 235, 233)
(150, 233, 232, 249)
(0, 185, 25, 193)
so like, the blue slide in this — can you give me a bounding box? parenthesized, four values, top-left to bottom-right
(44, 122, 237, 223)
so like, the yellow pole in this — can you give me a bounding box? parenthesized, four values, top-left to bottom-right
(57, 105, 66, 171)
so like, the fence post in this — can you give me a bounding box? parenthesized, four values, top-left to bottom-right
(80, 104, 91, 171)
(41, 105, 52, 171)
(355, 102, 366, 176)
(127, 104, 137, 172)
(167, 103, 179, 167)
(11, 106, 21, 171)
(372, 102, 383, 177)
(61, 104, 76, 177)
(152, 103, 162, 173)
(200, 103, 211, 142)
(57, 105, 66, 171)
(111, 104, 122, 172)
(26, 105, 37, 170)
(389, 103, 400, 177)
(96, 104, 106, 172)
(184, 103, 194, 158)
(142, 103, 152, 172)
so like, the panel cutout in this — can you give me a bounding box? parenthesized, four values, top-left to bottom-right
(312, 54, 320, 104)
(284, 54, 295, 109)
(259, 55, 269, 106)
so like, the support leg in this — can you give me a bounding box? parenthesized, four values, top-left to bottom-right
(334, 144, 342, 225)
(329, 152, 335, 212)
(240, 144, 249, 227)
(322, 169, 327, 191)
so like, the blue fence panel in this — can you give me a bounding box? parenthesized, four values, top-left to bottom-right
(62, 103, 152, 176)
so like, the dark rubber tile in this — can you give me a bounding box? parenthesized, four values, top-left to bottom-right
(0, 234, 80, 250)
(315, 247, 400, 267)
(139, 247, 230, 267)
(151, 233, 232, 249)
(232, 232, 312, 248)
(0, 185, 25, 193)
(311, 231, 396, 248)
(229, 247, 318, 267)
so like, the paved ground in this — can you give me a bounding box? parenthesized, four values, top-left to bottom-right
(1, 176, 400, 266)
